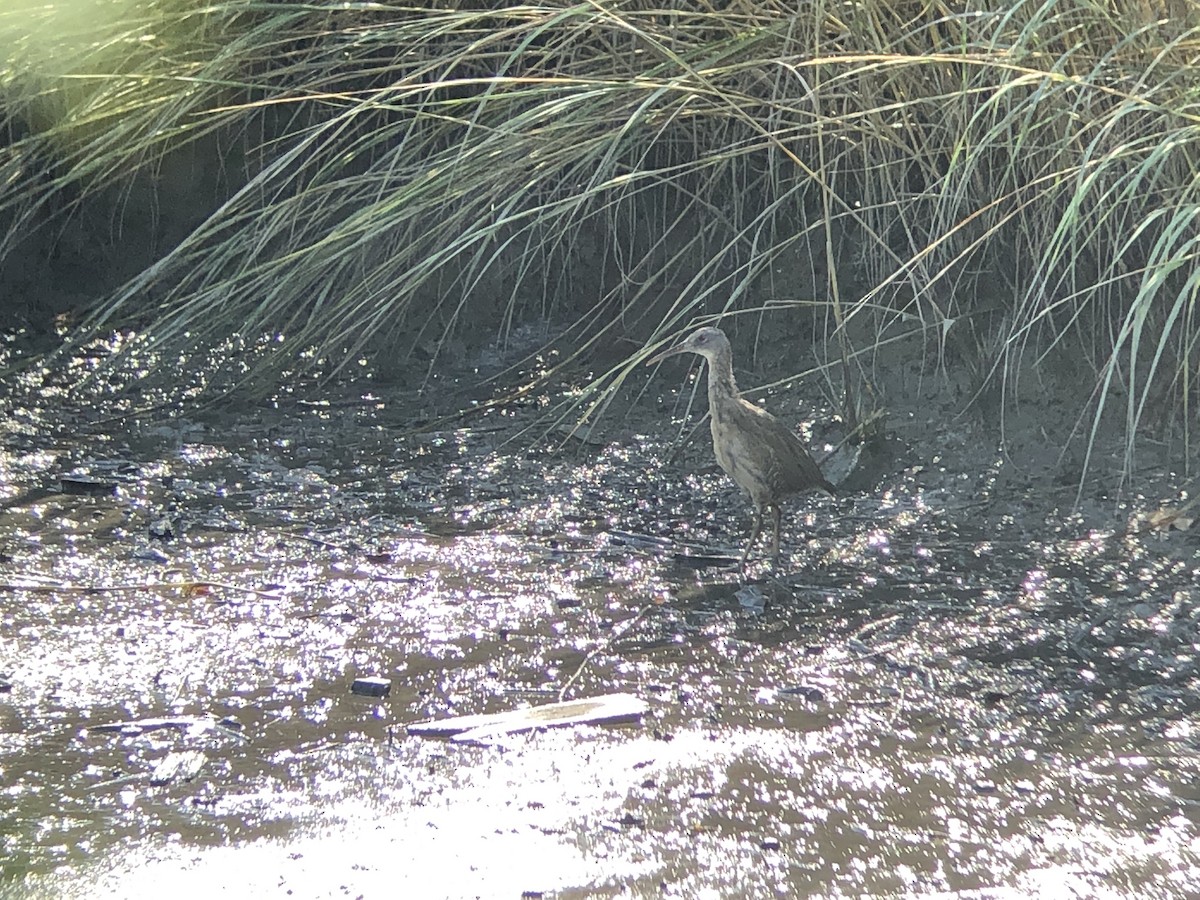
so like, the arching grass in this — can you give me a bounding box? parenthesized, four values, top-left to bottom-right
(3, 0, 1200, 483)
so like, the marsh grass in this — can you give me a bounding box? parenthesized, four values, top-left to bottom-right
(3, 0, 1200, 482)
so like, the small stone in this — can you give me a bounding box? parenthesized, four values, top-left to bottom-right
(352, 676, 392, 698)
(148, 517, 176, 540)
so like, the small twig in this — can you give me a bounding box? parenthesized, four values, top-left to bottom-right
(273, 531, 349, 551)
(851, 613, 903, 645)
(88, 772, 143, 792)
(557, 602, 657, 702)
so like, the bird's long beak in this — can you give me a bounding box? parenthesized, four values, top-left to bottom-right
(644, 341, 687, 367)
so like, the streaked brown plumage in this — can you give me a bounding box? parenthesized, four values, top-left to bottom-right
(646, 326, 834, 563)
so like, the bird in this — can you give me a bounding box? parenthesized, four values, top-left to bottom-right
(645, 325, 835, 564)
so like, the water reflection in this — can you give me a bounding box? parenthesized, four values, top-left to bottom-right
(1, 345, 1200, 897)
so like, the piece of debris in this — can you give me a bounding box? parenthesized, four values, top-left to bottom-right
(408, 692, 648, 743)
(735, 584, 765, 611)
(60, 476, 118, 497)
(149, 750, 207, 786)
(148, 516, 177, 540)
(779, 684, 826, 703)
(608, 531, 680, 553)
(84, 715, 221, 737)
(88, 460, 139, 475)
(132, 546, 170, 564)
(351, 676, 392, 698)
(1137, 506, 1195, 534)
(672, 550, 740, 569)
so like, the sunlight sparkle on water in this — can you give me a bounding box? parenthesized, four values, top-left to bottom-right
(1022, 568, 1048, 601)
(178, 443, 228, 465)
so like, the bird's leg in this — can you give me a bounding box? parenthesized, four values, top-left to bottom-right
(770, 505, 782, 558)
(741, 505, 764, 565)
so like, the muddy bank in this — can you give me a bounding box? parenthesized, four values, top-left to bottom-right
(1, 332, 1199, 898)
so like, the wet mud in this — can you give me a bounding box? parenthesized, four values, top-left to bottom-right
(2, 337, 1199, 898)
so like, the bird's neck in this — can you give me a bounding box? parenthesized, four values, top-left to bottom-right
(705, 351, 739, 404)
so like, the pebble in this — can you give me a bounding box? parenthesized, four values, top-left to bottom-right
(351, 676, 392, 698)
(132, 547, 170, 564)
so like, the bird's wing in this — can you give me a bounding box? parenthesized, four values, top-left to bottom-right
(731, 398, 835, 496)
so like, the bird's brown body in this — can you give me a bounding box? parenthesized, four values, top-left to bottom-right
(647, 326, 834, 563)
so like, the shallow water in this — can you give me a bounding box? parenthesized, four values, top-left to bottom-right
(2, 347, 1199, 899)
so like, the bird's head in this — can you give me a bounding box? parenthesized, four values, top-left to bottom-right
(644, 326, 730, 366)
